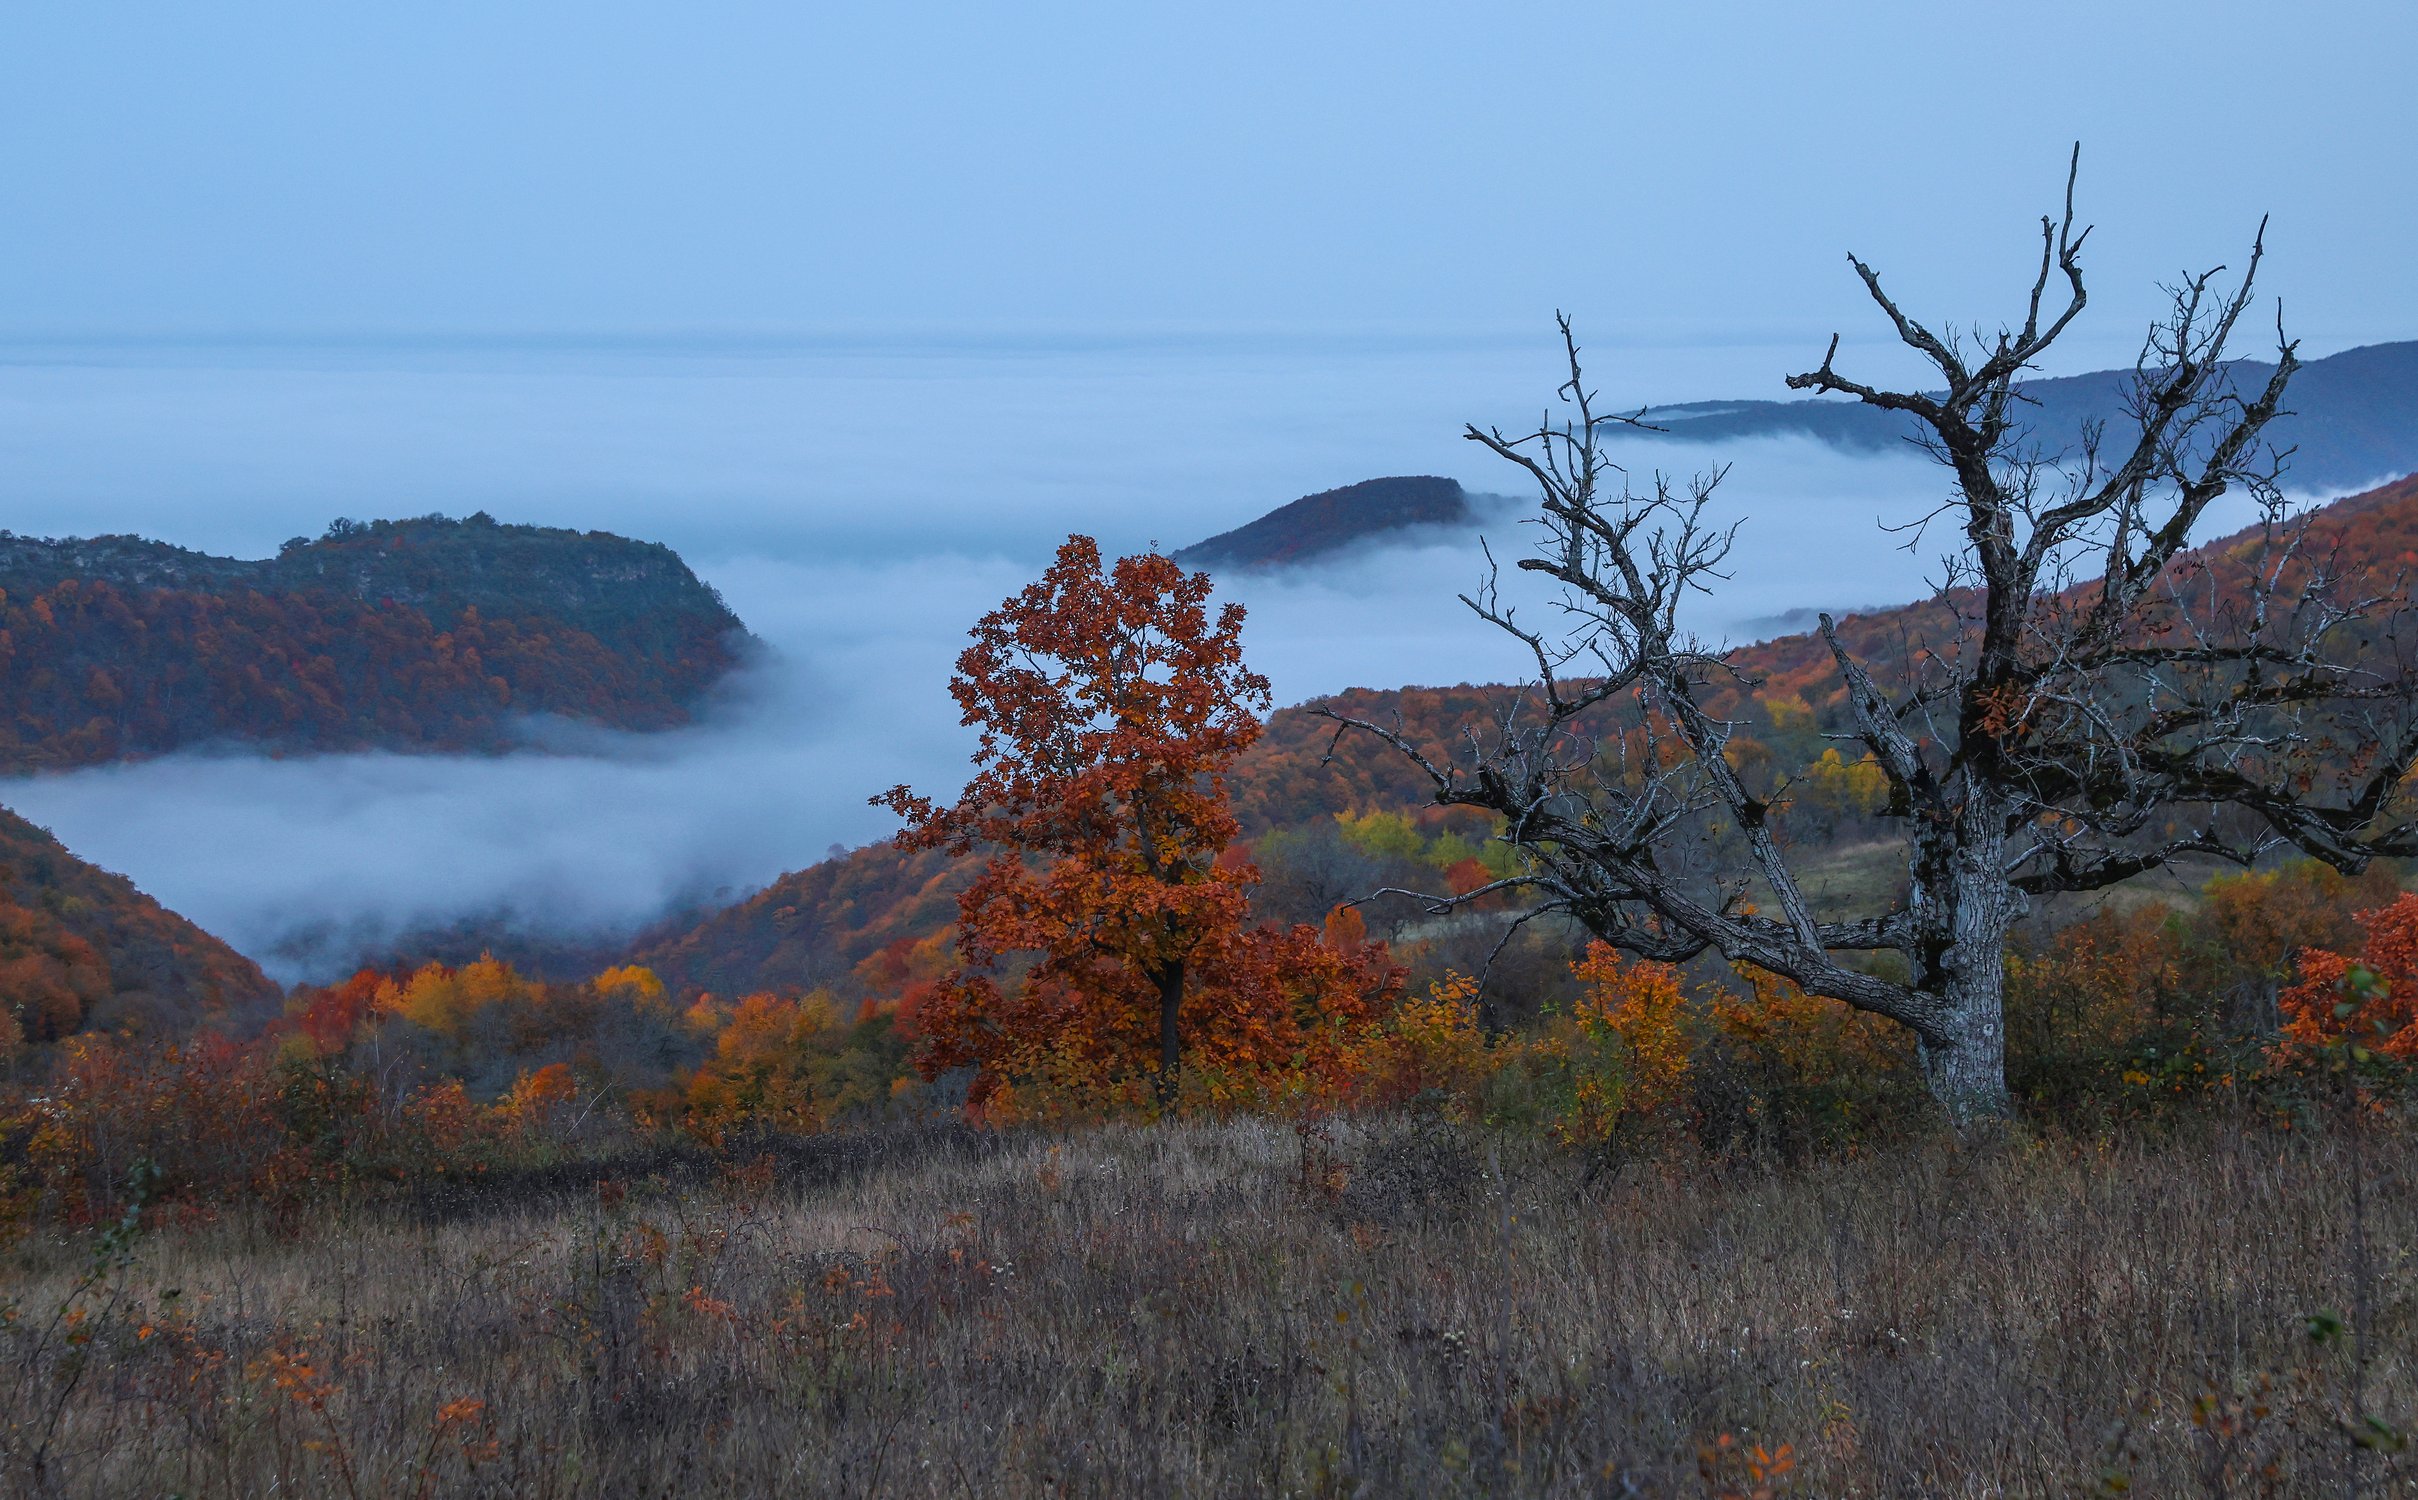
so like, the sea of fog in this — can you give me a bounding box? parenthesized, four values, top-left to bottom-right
(0, 332, 2292, 980)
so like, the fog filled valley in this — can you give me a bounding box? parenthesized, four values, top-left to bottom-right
(1, 332, 2090, 980)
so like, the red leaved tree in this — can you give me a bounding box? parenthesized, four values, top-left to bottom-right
(876, 536, 1395, 1108)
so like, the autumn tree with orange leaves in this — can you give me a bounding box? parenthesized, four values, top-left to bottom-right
(877, 536, 1396, 1108)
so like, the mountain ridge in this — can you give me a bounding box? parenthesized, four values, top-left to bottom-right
(1172, 343, 2418, 581)
(1173, 475, 1478, 571)
(1627, 339, 2418, 492)
(0, 513, 749, 771)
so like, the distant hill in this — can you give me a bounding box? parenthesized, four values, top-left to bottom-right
(0, 513, 749, 771)
(633, 469, 2418, 1003)
(630, 840, 969, 1004)
(1630, 339, 2418, 493)
(1175, 476, 1475, 570)
(0, 803, 280, 1046)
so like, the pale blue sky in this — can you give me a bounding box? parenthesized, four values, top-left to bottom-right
(5, 2, 2413, 362)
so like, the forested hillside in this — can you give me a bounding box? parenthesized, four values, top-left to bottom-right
(0, 804, 279, 1047)
(633, 841, 969, 1004)
(0, 513, 748, 770)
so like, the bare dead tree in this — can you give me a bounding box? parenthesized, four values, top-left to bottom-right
(1325, 150, 2418, 1121)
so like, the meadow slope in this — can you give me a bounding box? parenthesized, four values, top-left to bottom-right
(1, 1115, 2408, 1497)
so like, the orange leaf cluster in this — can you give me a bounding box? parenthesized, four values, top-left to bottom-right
(1572, 945, 1692, 1122)
(2280, 891, 2418, 1062)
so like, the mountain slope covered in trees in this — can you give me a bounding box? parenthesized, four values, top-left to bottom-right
(0, 804, 279, 1048)
(0, 513, 749, 771)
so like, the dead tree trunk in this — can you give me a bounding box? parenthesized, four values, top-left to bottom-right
(1916, 797, 2019, 1117)
(1327, 150, 2418, 1125)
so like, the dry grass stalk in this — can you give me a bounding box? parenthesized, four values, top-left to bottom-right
(0, 1115, 2408, 1496)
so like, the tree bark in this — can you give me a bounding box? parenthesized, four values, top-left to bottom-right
(1154, 960, 1184, 1104)
(1919, 962, 2012, 1124)
(1914, 799, 2020, 1122)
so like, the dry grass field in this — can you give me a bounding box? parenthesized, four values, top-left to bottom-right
(0, 1114, 2411, 1497)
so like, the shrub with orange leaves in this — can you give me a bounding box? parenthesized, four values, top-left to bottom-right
(0, 1030, 450, 1221)
(9, 1033, 292, 1221)
(396, 1079, 484, 1167)
(2003, 903, 2184, 1099)
(1703, 968, 1918, 1154)
(1572, 945, 1691, 1122)
(2277, 891, 2418, 1066)
(681, 991, 912, 1138)
(496, 1061, 583, 1141)
(0, 1019, 566, 1226)
(1313, 971, 1491, 1115)
(285, 968, 385, 1057)
(2194, 860, 2399, 1030)
(1499, 946, 1697, 1149)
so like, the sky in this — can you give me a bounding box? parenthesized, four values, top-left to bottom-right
(1, 3, 2410, 977)
(4, 2, 2415, 366)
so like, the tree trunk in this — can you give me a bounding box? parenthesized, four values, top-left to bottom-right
(1918, 963, 2011, 1125)
(1911, 799, 2020, 1124)
(1154, 960, 1184, 1105)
